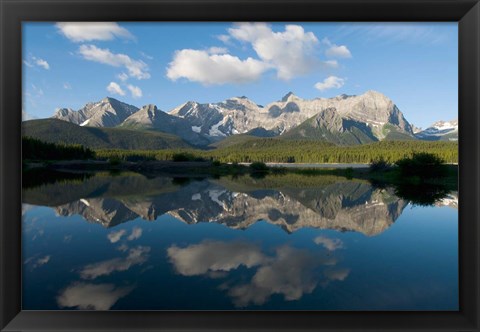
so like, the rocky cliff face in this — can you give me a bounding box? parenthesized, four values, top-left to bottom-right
(121, 104, 210, 146)
(169, 96, 265, 137)
(52, 97, 139, 127)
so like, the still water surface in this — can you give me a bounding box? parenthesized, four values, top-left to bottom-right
(22, 171, 458, 310)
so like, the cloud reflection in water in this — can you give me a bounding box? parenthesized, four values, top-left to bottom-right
(167, 240, 349, 307)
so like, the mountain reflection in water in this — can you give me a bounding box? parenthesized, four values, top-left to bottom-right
(23, 172, 415, 236)
(22, 171, 459, 310)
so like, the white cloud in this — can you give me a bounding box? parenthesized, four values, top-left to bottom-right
(56, 22, 134, 42)
(228, 23, 320, 80)
(127, 227, 142, 241)
(78, 45, 150, 80)
(208, 46, 228, 54)
(57, 282, 134, 310)
(314, 76, 345, 91)
(80, 246, 150, 280)
(127, 84, 142, 98)
(323, 38, 352, 58)
(140, 51, 154, 60)
(106, 82, 125, 96)
(314, 236, 344, 251)
(23, 60, 33, 67)
(326, 45, 352, 58)
(324, 60, 339, 68)
(117, 72, 129, 82)
(63, 82, 72, 90)
(24, 56, 50, 70)
(107, 229, 126, 243)
(167, 23, 346, 85)
(166, 49, 268, 85)
(31, 84, 44, 96)
(217, 34, 231, 44)
(35, 58, 50, 70)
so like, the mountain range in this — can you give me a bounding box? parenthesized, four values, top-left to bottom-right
(23, 91, 457, 149)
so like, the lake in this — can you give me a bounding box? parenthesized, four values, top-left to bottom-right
(21, 171, 458, 310)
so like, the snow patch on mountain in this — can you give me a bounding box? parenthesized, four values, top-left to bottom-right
(415, 119, 458, 141)
(80, 119, 90, 127)
(209, 119, 227, 136)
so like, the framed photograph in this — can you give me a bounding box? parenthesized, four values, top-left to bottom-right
(1, 0, 479, 331)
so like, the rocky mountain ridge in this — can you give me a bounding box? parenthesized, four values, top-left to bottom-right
(120, 104, 210, 146)
(168, 90, 413, 141)
(46, 91, 454, 146)
(53, 97, 139, 127)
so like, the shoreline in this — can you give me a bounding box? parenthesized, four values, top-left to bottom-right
(23, 159, 459, 172)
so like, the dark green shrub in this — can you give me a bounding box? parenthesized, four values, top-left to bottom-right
(369, 158, 391, 172)
(124, 155, 150, 162)
(249, 162, 269, 172)
(109, 157, 121, 166)
(395, 153, 447, 179)
(172, 153, 193, 162)
(344, 167, 353, 179)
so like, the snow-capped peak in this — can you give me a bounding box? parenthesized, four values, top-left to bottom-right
(415, 119, 458, 141)
(431, 119, 458, 131)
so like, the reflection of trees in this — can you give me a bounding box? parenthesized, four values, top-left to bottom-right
(369, 179, 451, 207)
(393, 182, 450, 206)
(23, 169, 93, 189)
(395, 183, 450, 206)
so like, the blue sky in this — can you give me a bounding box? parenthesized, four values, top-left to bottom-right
(23, 22, 457, 129)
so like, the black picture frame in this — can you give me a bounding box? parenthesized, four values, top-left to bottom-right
(1, 0, 479, 331)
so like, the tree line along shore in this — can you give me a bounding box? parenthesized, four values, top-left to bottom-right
(22, 136, 458, 165)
